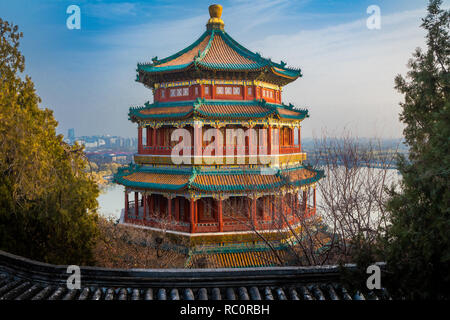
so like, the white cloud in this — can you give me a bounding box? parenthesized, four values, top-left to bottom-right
(83, 2, 138, 19)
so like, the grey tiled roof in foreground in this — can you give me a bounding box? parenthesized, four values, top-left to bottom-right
(0, 250, 389, 300)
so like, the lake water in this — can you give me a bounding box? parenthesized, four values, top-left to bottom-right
(97, 184, 124, 220)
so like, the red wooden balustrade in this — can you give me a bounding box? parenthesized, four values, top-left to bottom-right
(124, 194, 316, 234)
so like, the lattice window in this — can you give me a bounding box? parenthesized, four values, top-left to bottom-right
(170, 89, 176, 97)
(204, 86, 209, 95)
(161, 89, 165, 98)
(183, 87, 189, 96)
(203, 198, 213, 219)
(216, 86, 224, 94)
(233, 87, 240, 95)
(176, 88, 183, 96)
(248, 87, 252, 95)
(229, 197, 247, 217)
(154, 195, 160, 215)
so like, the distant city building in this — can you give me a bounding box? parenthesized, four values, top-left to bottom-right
(67, 128, 75, 142)
(86, 152, 132, 165)
(73, 135, 137, 151)
(63, 132, 137, 165)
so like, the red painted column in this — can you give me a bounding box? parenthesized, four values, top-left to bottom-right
(243, 85, 247, 100)
(134, 192, 139, 218)
(298, 126, 301, 151)
(138, 127, 143, 154)
(289, 128, 294, 146)
(124, 191, 129, 221)
(218, 198, 223, 232)
(195, 200, 198, 225)
(190, 199, 196, 233)
(313, 188, 316, 211)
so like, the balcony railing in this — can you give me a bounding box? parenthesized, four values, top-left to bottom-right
(125, 202, 316, 234)
(140, 145, 302, 156)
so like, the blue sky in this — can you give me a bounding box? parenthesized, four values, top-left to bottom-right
(0, 0, 439, 138)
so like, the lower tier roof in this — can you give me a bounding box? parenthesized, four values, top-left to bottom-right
(186, 250, 290, 268)
(113, 165, 323, 195)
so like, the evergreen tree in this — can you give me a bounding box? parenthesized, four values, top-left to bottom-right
(384, 0, 450, 299)
(0, 18, 99, 265)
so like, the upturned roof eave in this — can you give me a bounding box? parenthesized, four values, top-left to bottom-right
(113, 164, 324, 193)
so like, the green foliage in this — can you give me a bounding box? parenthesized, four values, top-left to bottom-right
(382, 0, 450, 299)
(0, 18, 99, 265)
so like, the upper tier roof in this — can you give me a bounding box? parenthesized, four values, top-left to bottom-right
(136, 6, 302, 87)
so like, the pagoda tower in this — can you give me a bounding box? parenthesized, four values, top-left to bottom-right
(114, 4, 323, 261)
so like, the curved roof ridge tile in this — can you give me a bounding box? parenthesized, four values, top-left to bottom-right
(141, 31, 210, 67)
(195, 29, 217, 65)
(219, 31, 269, 66)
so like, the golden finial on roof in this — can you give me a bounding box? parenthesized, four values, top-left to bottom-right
(207, 4, 225, 30)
